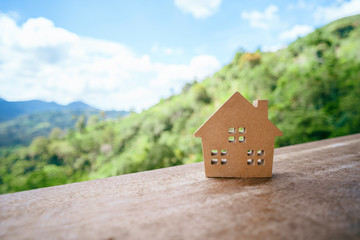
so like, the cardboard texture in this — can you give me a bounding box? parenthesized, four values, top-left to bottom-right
(194, 91, 282, 178)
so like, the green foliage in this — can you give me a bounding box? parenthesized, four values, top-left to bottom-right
(1, 15, 360, 194)
(87, 115, 99, 126)
(75, 115, 86, 133)
(239, 52, 261, 68)
(49, 127, 63, 140)
(0, 109, 129, 147)
(193, 84, 212, 104)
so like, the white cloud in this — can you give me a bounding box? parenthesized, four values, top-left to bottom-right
(287, 0, 315, 11)
(0, 13, 221, 111)
(288, 0, 307, 10)
(164, 48, 174, 55)
(280, 25, 314, 40)
(262, 43, 286, 52)
(151, 55, 220, 87)
(174, 0, 222, 19)
(150, 43, 184, 56)
(314, 0, 360, 24)
(241, 5, 279, 29)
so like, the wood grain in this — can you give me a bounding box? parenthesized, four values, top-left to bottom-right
(1, 134, 360, 240)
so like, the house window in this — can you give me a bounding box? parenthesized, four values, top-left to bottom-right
(247, 159, 254, 165)
(257, 150, 265, 156)
(246, 150, 265, 166)
(247, 150, 254, 156)
(239, 127, 245, 133)
(228, 126, 245, 143)
(211, 159, 218, 165)
(258, 159, 265, 165)
(211, 150, 218, 156)
(211, 150, 228, 166)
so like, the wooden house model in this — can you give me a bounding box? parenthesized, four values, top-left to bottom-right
(194, 91, 282, 178)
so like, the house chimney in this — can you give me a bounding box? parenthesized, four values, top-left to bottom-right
(253, 100, 268, 118)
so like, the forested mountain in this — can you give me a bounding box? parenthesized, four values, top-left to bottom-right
(1, 15, 360, 194)
(0, 99, 129, 146)
(0, 99, 95, 122)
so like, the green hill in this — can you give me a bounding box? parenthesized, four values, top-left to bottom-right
(1, 15, 360, 194)
(0, 99, 129, 147)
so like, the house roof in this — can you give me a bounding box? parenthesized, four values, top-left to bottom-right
(194, 91, 282, 137)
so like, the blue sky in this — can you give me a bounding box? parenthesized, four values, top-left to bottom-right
(0, 0, 359, 111)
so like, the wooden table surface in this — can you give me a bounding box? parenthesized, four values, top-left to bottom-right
(1, 134, 360, 240)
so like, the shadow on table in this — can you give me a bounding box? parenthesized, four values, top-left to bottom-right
(202, 172, 289, 195)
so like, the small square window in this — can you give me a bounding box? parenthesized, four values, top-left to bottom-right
(229, 136, 235, 143)
(228, 127, 235, 133)
(239, 136, 245, 143)
(211, 159, 218, 165)
(221, 150, 227, 156)
(247, 159, 254, 165)
(257, 150, 265, 156)
(258, 159, 265, 165)
(247, 150, 254, 156)
(239, 127, 245, 133)
(221, 159, 228, 165)
(211, 150, 218, 156)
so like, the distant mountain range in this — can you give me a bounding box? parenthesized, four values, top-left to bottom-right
(0, 98, 129, 146)
(0, 98, 127, 122)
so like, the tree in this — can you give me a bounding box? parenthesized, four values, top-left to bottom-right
(87, 115, 99, 126)
(75, 115, 86, 132)
(49, 127, 63, 140)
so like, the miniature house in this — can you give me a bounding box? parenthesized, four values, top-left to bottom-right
(194, 91, 282, 178)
